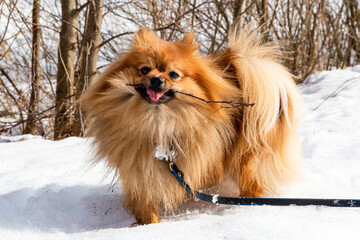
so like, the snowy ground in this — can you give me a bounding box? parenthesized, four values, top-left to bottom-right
(1, 66, 360, 240)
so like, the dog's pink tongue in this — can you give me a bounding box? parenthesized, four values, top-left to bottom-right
(147, 89, 164, 102)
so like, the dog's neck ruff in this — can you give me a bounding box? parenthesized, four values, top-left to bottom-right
(154, 145, 360, 208)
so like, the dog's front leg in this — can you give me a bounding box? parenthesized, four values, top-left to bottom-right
(125, 192, 161, 225)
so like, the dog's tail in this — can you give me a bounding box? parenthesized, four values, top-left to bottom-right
(221, 27, 302, 196)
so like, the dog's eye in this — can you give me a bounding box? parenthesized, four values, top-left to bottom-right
(140, 67, 151, 75)
(169, 71, 179, 80)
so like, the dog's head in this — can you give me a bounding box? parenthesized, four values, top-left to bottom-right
(127, 29, 201, 104)
(116, 29, 238, 108)
(82, 29, 239, 125)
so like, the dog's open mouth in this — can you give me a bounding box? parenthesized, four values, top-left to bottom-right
(135, 87, 175, 104)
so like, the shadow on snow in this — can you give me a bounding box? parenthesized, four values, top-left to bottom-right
(0, 184, 234, 232)
(0, 184, 133, 233)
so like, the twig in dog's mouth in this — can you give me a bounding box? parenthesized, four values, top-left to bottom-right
(173, 90, 255, 107)
(126, 83, 145, 88)
(126, 83, 255, 108)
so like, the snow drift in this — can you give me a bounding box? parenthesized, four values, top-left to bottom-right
(1, 66, 360, 239)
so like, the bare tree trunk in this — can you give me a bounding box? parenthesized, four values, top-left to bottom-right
(72, 0, 103, 136)
(345, 0, 360, 65)
(54, 0, 79, 140)
(258, 0, 269, 41)
(24, 0, 41, 135)
(233, 0, 247, 27)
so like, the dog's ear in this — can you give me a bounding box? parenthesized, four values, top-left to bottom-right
(133, 28, 159, 46)
(181, 31, 199, 52)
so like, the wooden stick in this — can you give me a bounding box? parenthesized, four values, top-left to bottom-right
(173, 90, 255, 107)
(126, 83, 255, 107)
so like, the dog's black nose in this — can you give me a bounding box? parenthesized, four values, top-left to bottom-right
(149, 77, 163, 91)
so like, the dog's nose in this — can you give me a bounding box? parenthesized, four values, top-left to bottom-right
(149, 77, 164, 91)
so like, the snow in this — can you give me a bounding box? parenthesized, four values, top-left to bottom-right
(1, 66, 360, 239)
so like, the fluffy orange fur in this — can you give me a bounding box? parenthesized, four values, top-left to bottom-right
(82, 28, 302, 225)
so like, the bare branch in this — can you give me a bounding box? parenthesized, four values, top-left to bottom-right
(125, 83, 255, 108)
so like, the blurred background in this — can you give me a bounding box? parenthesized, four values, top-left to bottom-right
(0, 0, 359, 139)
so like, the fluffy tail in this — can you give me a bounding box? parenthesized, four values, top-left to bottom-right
(220, 28, 302, 196)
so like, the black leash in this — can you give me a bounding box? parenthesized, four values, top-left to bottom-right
(169, 162, 360, 207)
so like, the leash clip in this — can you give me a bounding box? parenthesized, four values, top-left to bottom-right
(155, 144, 178, 163)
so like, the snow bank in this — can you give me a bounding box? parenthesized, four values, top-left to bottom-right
(1, 66, 360, 239)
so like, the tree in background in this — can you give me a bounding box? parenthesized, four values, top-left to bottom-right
(345, 0, 360, 66)
(24, 0, 42, 135)
(73, 0, 104, 136)
(54, 0, 80, 140)
(0, 0, 359, 139)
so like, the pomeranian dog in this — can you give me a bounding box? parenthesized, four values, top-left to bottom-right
(82, 27, 301, 225)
